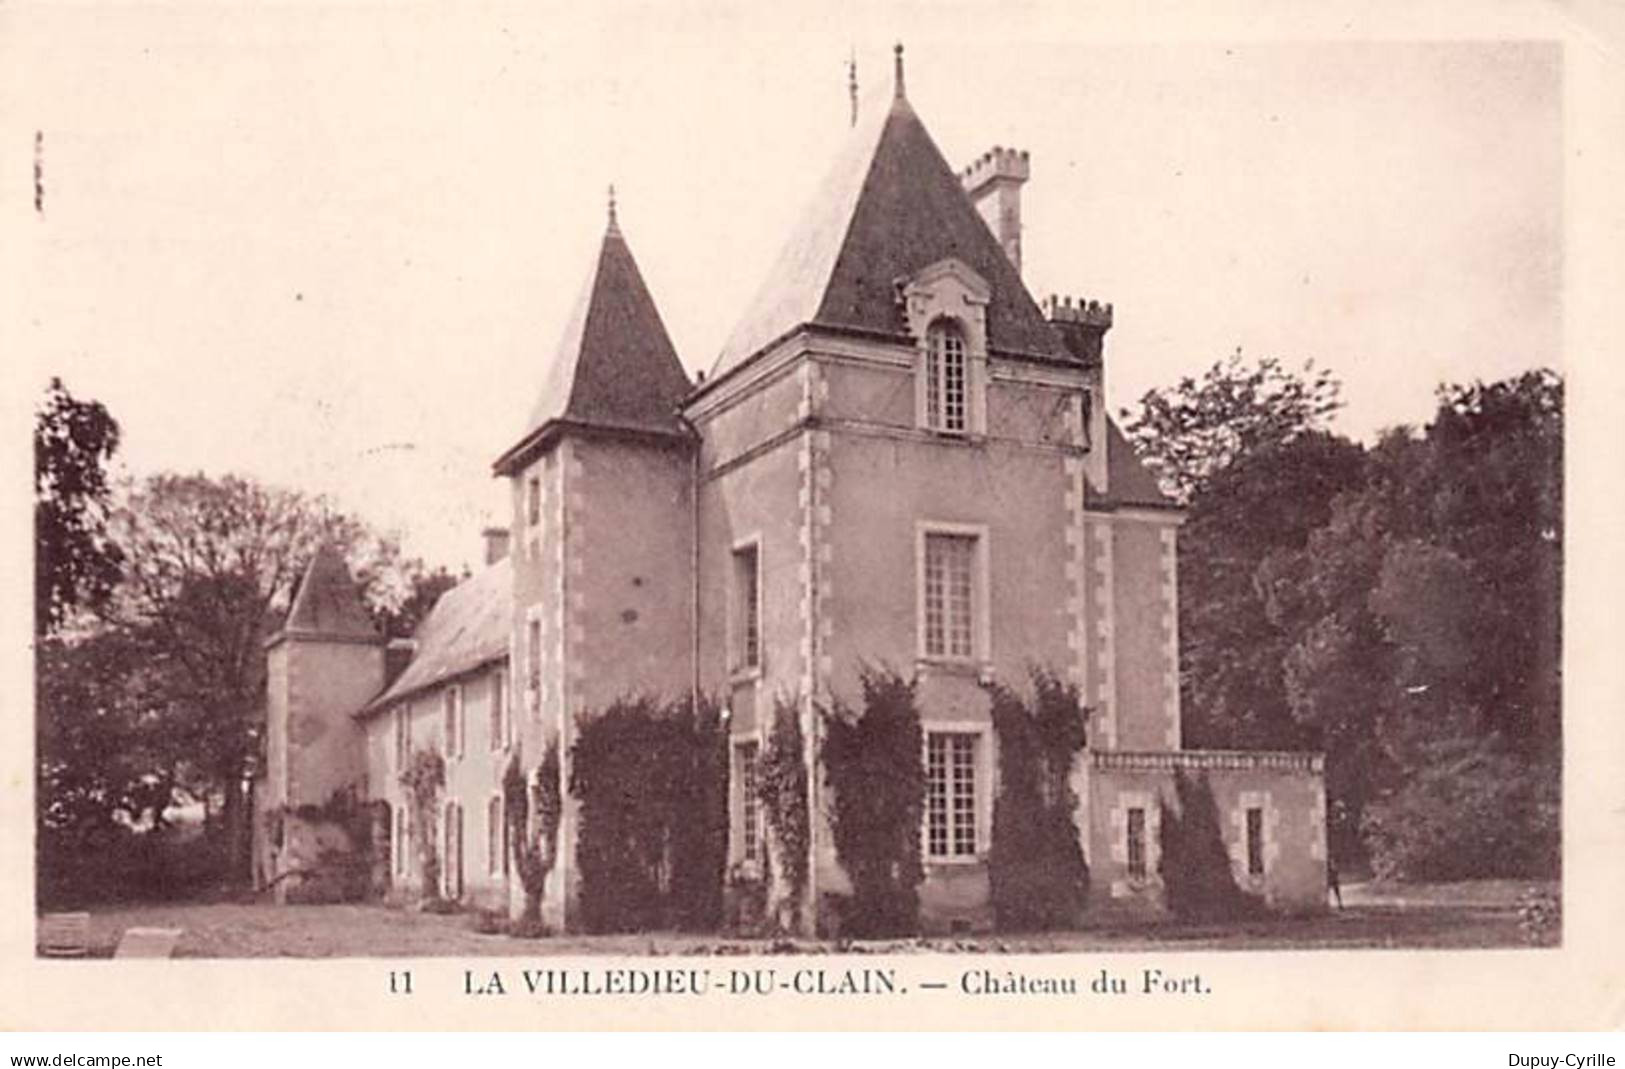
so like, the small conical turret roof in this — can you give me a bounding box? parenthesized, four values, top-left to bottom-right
(710, 50, 1070, 381)
(495, 200, 692, 473)
(283, 544, 378, 639)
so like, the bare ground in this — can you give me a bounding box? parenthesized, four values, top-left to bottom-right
(41, 879, 1555, 959)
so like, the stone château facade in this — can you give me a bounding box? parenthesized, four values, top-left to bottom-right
(253, 51, 1328, 932)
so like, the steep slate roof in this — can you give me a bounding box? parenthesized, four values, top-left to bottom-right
(283, 545, 378, 639)
(1102, 418, 1180, 509)
(366, 557, 512, 714)
(495, 211, 692, 473)
(711, 76, 1072, 380)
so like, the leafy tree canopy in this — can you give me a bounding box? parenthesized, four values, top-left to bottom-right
(35, 378, 124, 633)
(1119, 350, 1343, 504)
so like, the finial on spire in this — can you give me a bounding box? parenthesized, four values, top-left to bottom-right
(893, 42, 905, 99)
(848, 48, 858, 127)
(607, 183, 619, 235)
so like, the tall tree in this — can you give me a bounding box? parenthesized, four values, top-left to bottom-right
(34, 378, 124, 633)
(109, 472, 409, 882)
(1179, 430, 1367, 749)
(1119, 349, 1343, 504)
(1259, 370, 1562, 873)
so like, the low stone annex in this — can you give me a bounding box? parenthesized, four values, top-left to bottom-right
(252, 48, 1328, 933)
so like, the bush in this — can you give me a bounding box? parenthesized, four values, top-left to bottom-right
(470, 909, 507, 935)
(1361, 740, 1559, 882)
(987, 669, 1090, 930)
(823, 666, 924, 937)
(570, 693, 726, 933)
(1159, 770, 1266, 922)
(38, 822, 230, 909)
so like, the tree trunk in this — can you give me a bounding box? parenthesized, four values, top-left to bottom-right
(221, 773, 248, 887)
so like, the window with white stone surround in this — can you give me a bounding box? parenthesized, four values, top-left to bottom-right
(901, 258, 990, 437)
(917, 522, 990, 664)
(735, 741, 763, 865)
(394, 804, 409, 878)
(443, 684, 463, 760)
(924, 319, 968, 433)
(730, 538, 762, 675)
(925, 731, 982, 860)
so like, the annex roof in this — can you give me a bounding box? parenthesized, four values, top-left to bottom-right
(365, 557, 512, 714)
(1103, 418, 1181, 510)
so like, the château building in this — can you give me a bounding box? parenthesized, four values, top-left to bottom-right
(253, 49, 1328, 933)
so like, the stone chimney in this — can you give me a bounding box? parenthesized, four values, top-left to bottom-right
(1044, 294, 1114, 490)
(384, 637, 417, 688)
(1042, 294, 1113, 368)
(482, 526, 511, 566)
(961, 146, 1030, 274)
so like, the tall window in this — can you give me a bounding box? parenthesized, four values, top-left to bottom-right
(1246, 807, 1265, 876)
(732, 542, 761, 672)
(394, 805, 410, 878)
(527, 619, 542, 695)
(1127, 807, 1147, 878)
(487, 795, 506, 878)
(737, 742, 763, 864)
(443, 686, 463, 760)
(394, 706, 410, 768)
(443, 800, 464, 900)
(925, 319, 968, 433)
(925, 732, 978, 859)
(527, 474, 542, 527)
(489, 670, 506, 752)
(923, 533, 977, 659)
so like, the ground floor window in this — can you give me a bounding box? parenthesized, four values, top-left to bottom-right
(487, 794, 507, 878)
(442, 800, 464, 900)
(925, 732, 978, 859)
(394, 804, 409, 878)
(736, 741, 762, 864)
(1246, 806, 1265, 876)
(1126, 807, 1147, 879)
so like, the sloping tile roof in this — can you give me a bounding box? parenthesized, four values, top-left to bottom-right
(1103, 417, 1180, 509)
(518, 218, 692, 442)
(366, 557, 511, 713)
(283, 545, 379, 639)
(710, 88, 1071, 380)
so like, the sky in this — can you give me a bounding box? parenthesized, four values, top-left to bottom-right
(10, 4, 1563, 572)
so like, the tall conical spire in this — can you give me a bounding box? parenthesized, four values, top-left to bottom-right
(493, 200, 693, 473)
(710, 50, 1070, 380)
(893, 42, 905, 99)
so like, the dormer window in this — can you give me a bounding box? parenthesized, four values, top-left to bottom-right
(902, 258, 989, 437)
(925, 319, 968, 434)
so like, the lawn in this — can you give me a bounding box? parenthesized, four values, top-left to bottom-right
(43, 880, 1554, 959)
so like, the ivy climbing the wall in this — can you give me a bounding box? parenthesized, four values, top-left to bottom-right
(987, 668, 1091, 930)
(398, 746, 445, 906)
(570, 694, 726, 933)
(822, 666, 924, 938)
(504, 739, 561, 936)
(757, 698, 809, 933)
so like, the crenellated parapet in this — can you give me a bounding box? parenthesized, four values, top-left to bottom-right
(1042, 294, 1113, 329)
(959, 145, 1031, 194)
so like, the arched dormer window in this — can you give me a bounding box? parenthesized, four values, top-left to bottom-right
(925, 318, 968, 433)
